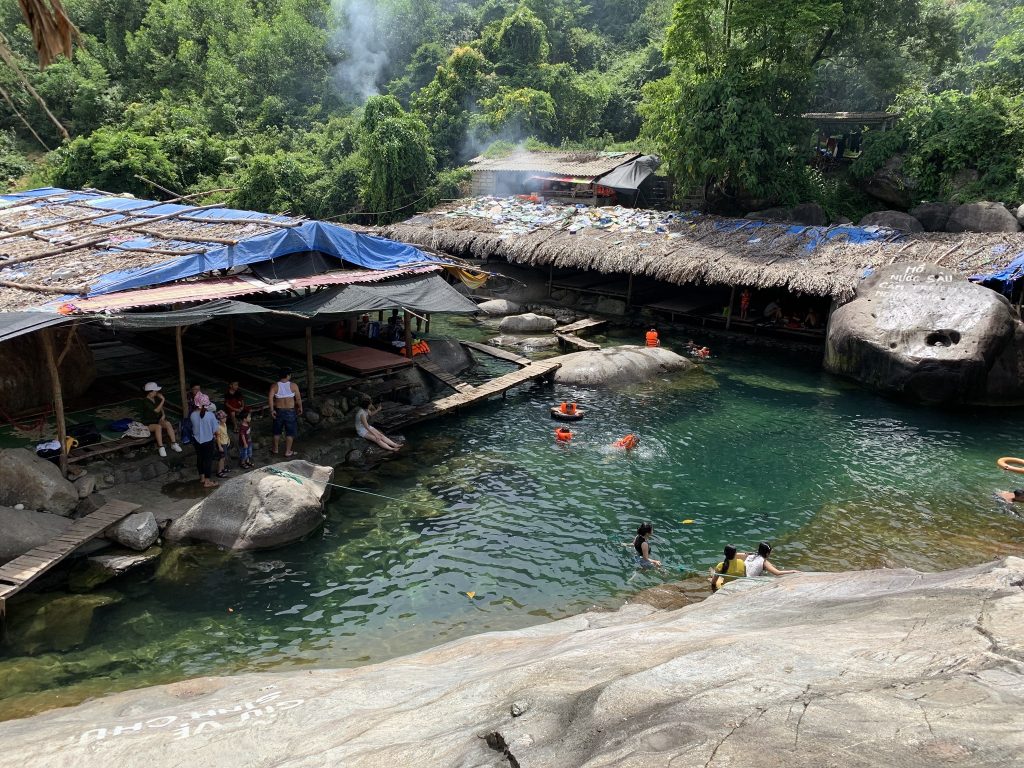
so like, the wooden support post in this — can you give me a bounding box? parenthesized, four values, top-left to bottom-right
(175, 326, 188, 417)
(547, 264, 553, 297)
(403, 311, 413, 358)
(415, 315, 422, 332)
(305, 326, 316, 404)
(41, 329, 69, 478)
(626, 274, 634, 308)
(725, 285, 736, 330)
(227, 319, 235, 357)
(425, 314, 431, 334)
(378, 310, 384, 322)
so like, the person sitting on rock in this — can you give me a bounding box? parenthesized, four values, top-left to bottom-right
(744, 542, 799, 578)
(711, 544, 746, 592)
(763, 301, 783, 324)
(144, 382, 182, 458)
(354, 395, 402, 452)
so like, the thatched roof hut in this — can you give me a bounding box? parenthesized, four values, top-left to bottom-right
(382, 199, 1024, 300)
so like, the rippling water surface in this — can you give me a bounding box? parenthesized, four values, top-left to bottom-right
(2, 321, 1023, 719)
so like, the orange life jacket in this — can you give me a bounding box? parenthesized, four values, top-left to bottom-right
(645, 330, 659, 347)
(559, 402, 569, 414)
(567, 402, 577, 415)
(555, 427, 573, 442)
(614, 434, 639, 450)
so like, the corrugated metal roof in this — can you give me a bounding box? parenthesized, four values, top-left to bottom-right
(468, 151, 640, 178)
(63, 266, 440, 312)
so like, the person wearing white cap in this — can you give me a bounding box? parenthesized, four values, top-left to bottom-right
(144, 382, 182, 458)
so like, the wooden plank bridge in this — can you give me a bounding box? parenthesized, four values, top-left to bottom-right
(555, 318, 606, 335)
(415, 358, 474, 393)
(378, 358, 561, 430)
(460, 340, 532, 367)
(0, 499, 140, 619)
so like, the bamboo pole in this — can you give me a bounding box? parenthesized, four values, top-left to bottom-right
(425, 313, 431, 334)
(725, 285, 736, 330)
(305, 326, 316, 404)
(0, 82, 49, 151)
(175, 326, 187, 417)
(40, 328, 68, 477)
(403, 310, 412, 358)
(0, 277, 86, 294)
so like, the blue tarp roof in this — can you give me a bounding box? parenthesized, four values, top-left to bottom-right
(0, 188, 438, 298)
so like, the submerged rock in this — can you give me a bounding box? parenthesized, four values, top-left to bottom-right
(0, 449, 79, 515)
(825, 262, 1024, 404)
(165, 460, 332, 550)
(2, 559, 1022, 767)
(552, 345, 695, 386)
(6, 592, 122, 655)
(498, 313, 557, 333)
(69, 547, 162, 592)
(476, 299, 524, 316)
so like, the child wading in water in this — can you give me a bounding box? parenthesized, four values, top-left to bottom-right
(238, 410, 253, 469)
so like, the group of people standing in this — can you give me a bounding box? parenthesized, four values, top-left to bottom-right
(631, 522, 799, 590)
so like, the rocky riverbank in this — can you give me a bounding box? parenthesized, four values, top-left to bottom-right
(0, 558, 1020, 767)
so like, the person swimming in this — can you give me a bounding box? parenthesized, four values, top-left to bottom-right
(711, 544, 746, 591)
(632, 521, 661, 568)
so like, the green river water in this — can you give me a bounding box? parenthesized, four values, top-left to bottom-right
(2, 319, 1024, 720)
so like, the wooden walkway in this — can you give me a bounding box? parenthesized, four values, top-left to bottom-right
(415, 359, 474, 393)
(460, 341, 532, 367)
(555, 332, 600, 351)
(378, 359, 561, 430)
(0, 499, 140, 617)
(556, 317, 606, 335)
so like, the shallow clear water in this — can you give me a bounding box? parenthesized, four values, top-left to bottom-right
(2, 321, 1024, 720)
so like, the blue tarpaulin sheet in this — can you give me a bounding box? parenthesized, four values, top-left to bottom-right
(706, 216, 896, 251)
(0, 188, 437, 297)
(971, 250, 1024, 295)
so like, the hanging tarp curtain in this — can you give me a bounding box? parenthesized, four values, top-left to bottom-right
(286, 275, 479, 316)
(597, 155, 662, 192)
(94, 299, 281, 330)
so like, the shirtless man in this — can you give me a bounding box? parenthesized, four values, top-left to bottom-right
(268, 369, 303, 457)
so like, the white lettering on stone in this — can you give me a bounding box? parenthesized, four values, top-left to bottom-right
(111, 722, 143, 736)
(78, 728, 108, 745)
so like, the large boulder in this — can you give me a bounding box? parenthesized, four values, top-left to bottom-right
(553, 345, 695, 386)
(165, 460, 332, 550)
(0, 449, 79, 515)
(489, 335, 559, 350)
(475, 299, 524, 316)
(861, 153, 917, 209)
(424, 337, 474, 375)
(946, 201, 1021, 233)
(497, 313, 557, 333)
(2, 558, 1022, 767)
(825, 262, 1024, 405)
(790, 202, 828, 226)
(104, 511, 159, 551)
(0, 506, 72, 565)
(910, 202, 957, 232)
(858, 210, 924, 232)
(1016, 203, 1024, 227)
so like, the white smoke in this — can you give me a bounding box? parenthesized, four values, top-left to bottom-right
(331, 0, 390, 103)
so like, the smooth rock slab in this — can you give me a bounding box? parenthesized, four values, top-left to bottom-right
(0, 448, 79, 515)
(497, 312, 557, 333)
(165, 460, 331, 550)
(105, 511, 160, 551)
(553, 345, 694, 386)
(0, 559, 1021, 767)
(475, 299, 524, 316)
(489, 334, 559, 350)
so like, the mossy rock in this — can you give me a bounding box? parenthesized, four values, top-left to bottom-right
(6, 592, 123, 655)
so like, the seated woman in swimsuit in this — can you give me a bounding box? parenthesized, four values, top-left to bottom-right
(354, 395, 402, 452)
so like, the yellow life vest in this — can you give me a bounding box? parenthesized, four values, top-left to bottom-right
(715, 558, 746, 578)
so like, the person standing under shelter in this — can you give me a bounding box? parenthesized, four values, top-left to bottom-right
(190, 393, 219, 488)
(269, 369, 303, 457)
(739, 288, 751, 320)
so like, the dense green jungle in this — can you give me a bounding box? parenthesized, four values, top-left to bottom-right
(0, 0, 1021, 221)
